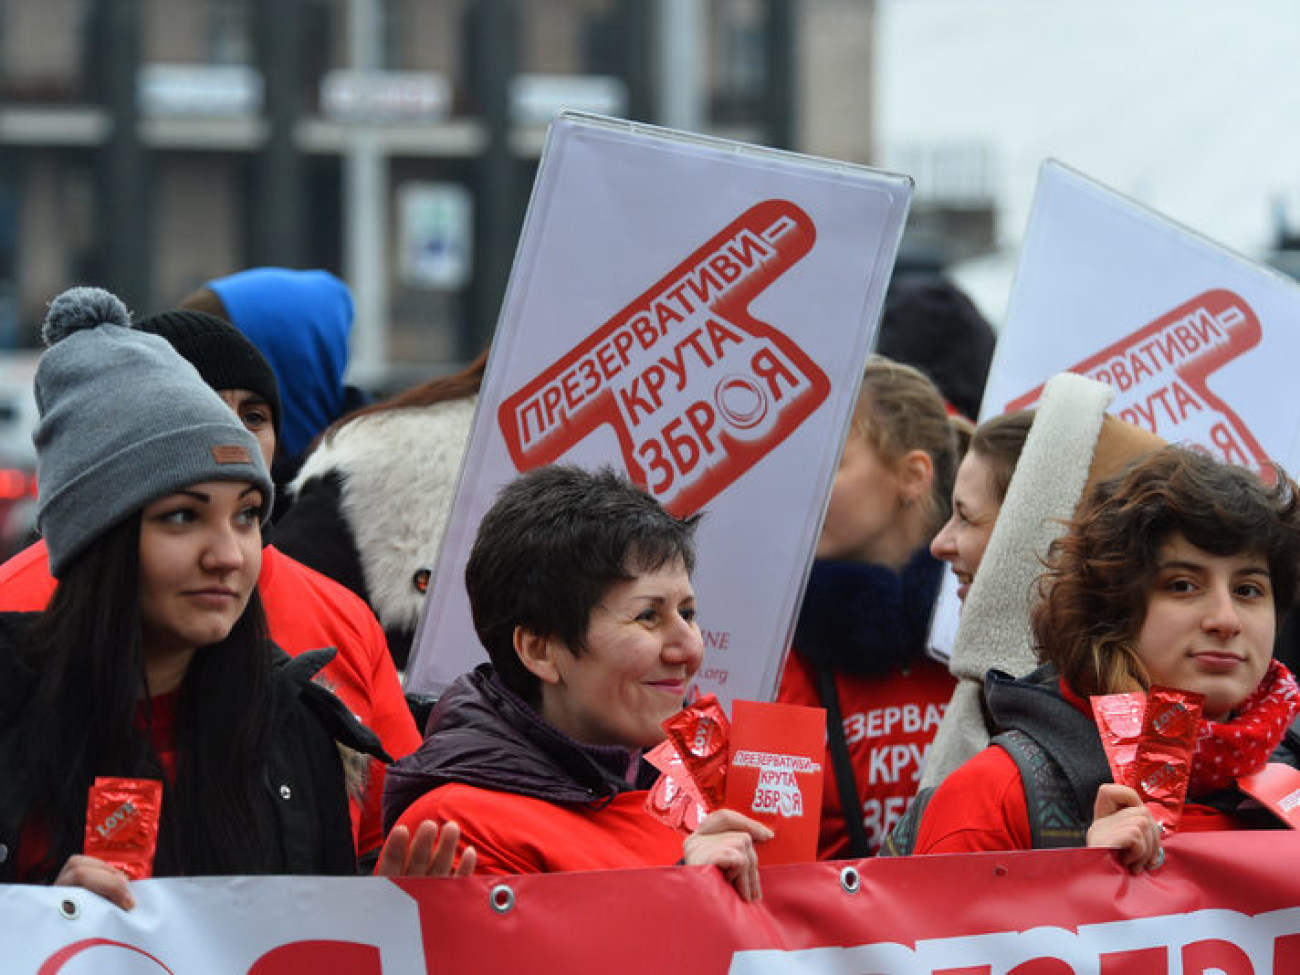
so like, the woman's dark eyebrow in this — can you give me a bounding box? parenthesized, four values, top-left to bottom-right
(166, 485, 262, 504)
(1159, 558, 1270, 577)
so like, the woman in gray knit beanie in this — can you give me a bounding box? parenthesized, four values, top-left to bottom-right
(0, 288, 406, 908)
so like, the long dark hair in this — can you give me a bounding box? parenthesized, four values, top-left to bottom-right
(326, 348, 488, 438)
(15, 514, 279, 878)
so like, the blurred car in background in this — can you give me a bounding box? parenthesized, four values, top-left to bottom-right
(0, 353, 40, 560)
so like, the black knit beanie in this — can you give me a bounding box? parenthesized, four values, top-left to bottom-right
(136, 308, 282, 441)
(877, 274, 996, 422)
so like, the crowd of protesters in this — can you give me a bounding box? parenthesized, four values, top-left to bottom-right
(6, 262, 1300, 912)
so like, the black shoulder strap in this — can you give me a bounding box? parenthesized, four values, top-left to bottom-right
(994, 729, 1088, 849)
(813, 663, 872, 858)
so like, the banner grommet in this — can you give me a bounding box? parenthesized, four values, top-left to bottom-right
(839, 866, 861, 894)
(490, 884, 516, 914)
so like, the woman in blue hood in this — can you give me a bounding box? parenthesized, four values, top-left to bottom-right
(182, 267, 369, 510)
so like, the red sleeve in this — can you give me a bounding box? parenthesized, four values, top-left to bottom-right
(775, 645, 812, 706)
(395, 785, 564, 876)
(355, 603, 421, 859)
(0, 540, 58, 611)
(394, 784, 685, 876)
(361, 610, 421, 758)
(913, 744, 1034, 853)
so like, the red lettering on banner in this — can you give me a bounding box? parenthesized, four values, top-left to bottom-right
(1275, 932, 1300, 970)
(1008, 289, 1272, 480)
(39, 938, 175, 974)
(1009, 960, 1075, 974)
(248, 940, 383, 974)
(1100, 946, 1169, 974)
(1181, 938, 1253, 975)
(19, 833, 1300, 974)
(497, 200, 829, 516)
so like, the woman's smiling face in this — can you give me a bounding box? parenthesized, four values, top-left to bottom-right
(930, 450, 1002, 601)
(536, 560, 704, 750)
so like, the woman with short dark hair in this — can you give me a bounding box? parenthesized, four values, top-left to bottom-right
(385, 465, 770, 900)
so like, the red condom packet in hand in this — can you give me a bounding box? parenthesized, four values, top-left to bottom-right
(724, 700, 825, 865)
(1091, 691, 1147, 785)
(1129, 687, 1204, 833)
(662, 694, 732, 813)
(85, 777, 164, 880)
(644, 740, 708, 833)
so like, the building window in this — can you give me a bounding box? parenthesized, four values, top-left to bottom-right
(208, 0, 252, 65)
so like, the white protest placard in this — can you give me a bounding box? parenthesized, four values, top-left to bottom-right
(929, 160, 1300, 660)
(405, 113, 912, 708)
(984, 160, 1300, 467)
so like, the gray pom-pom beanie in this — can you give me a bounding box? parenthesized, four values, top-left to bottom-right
(34, 286, 274, 577)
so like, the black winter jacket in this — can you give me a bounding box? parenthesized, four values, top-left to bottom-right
(0, 612, 388, 881)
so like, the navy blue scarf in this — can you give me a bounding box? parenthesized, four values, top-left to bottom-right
(793, 548, 943, 677)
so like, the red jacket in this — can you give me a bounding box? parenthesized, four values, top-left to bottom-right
(914, 684, 1243, 855)
(0, 539, 420, 859)
(385, 666, 684, 874)
(395, 784, 683, 875)
(778, 648, 954, 857)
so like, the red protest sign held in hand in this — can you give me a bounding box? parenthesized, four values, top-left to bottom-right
(724, 699, 825, 865)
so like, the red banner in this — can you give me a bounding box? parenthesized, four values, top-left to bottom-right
(9, 831, 1300, 973)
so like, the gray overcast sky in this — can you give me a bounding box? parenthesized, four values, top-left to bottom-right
(875, 0, 1300, 321)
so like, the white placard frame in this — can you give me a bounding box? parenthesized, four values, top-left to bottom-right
(929, 159, 1300, 661)
(405, 113, 912, 709)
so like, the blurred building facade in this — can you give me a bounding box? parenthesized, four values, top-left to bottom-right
(0, 0, 879, 380)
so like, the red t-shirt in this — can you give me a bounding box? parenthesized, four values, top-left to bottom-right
(777, 649, 954, 857)
(0, 540, 420, 859)
(394, 784, 685, 875)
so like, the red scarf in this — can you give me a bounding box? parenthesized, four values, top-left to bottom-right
(1191, 659, 1300, 795)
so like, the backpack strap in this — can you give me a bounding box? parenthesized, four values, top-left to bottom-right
(813, 663, 872, 858)
(993, 729, 1088, 849)
(879, 785, 932, 857)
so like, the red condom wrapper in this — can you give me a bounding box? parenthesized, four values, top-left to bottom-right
(643, 739, 708, 833)
(1092, 692, 1147, 784)
(84, 777, 164, 880)
(660, 694, 731, 813)
(1129, 687, 1204, 833)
